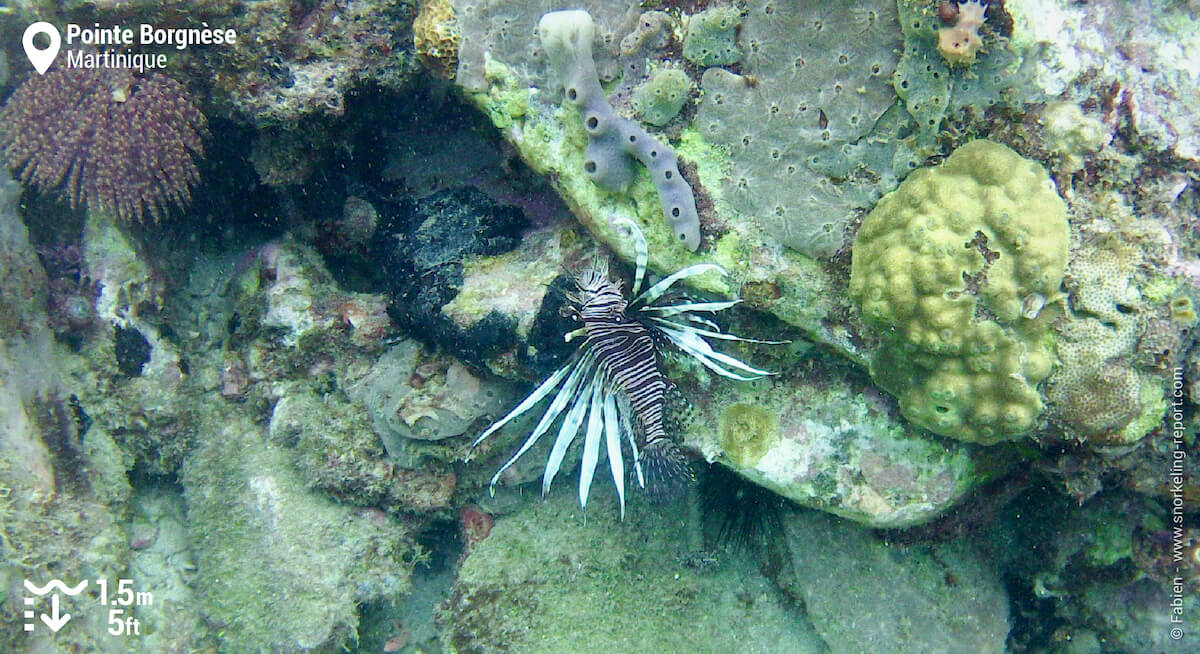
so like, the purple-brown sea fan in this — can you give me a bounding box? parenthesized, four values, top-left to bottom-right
(0, 66, 208, 223)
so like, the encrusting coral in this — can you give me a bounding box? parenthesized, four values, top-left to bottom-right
(0, 67, 208, 223)
(682, 5, 743, 67)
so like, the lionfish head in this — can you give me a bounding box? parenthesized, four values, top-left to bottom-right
(563, 258, 626, 320)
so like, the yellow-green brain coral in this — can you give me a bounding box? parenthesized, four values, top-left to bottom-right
(850, 140, 1069, 444)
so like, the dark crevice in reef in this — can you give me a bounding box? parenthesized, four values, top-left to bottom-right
(369, 186, 529, 365)
(114, 325, 153, 377)
(33, 393, 93, 495)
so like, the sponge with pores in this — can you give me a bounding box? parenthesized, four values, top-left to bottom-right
(538, 10, 702, 251)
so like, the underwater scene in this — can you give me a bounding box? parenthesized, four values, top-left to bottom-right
(0, 0, 1197, 652)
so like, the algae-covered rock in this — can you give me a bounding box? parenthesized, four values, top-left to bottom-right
(0, 172, 135, 653)
(681, 355, 995, 528)
(182, 416, 421, 653)
(442, 483, 826, 654)
(850, 140, 1069, 444)
(779, 509, 1010, 653)
(126, 484, 209, 653)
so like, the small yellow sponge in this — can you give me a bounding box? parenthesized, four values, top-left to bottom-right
(850, 140, 1069, 444)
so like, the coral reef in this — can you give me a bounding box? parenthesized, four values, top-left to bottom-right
(447, 0, 846, 355)
(0, 67, 207, 222)
(125, 484, 210, 653)
(850, 140, 1068, 444)
(4, 3, 1198, 652)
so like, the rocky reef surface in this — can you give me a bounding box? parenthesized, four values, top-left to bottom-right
(0, 0, 1197, 653)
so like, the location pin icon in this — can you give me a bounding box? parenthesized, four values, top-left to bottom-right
(22, 22, 61, 75)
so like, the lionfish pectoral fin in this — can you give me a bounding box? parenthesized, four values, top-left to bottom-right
(602, 391, 627, 519)
(487, 355, 594, 494)
(632, 263, 726, 308)
(577, 377, 606, 509)
(655, 322, 774, 380)
(649, 316, 790, 345)
(640, 300, 742, 316)
(542, 366, 597, 496)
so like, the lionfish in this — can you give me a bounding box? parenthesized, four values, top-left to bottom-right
(470, 217, 777, 516)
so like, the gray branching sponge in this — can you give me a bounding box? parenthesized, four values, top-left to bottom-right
(538, 10, 701, 251)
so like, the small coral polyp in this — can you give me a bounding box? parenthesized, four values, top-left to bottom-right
(937, 0, 987, 66)
(850, 140, 1069, 444)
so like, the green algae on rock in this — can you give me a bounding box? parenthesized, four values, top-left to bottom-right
(780, 509, 1010, 653)
(850, 140, 1069, 444)
(682, 363, 995, 529)
(183, 416, 421, 653)
(444, 482, 826, 654)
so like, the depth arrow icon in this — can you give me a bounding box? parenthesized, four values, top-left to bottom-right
(40, 594, 70, 632)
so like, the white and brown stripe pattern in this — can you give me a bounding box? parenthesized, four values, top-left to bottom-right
(469, 218, 777, 516)
(575, 270, 671, 455)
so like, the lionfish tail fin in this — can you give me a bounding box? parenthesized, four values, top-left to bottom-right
(642, 439, 691, 504)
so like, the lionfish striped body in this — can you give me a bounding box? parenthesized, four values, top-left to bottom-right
(569, 265, 687, 494)
(470, 218, 778, 517)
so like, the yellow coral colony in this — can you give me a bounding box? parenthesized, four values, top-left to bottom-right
(938, 0, 987, 66)
(849, 140, 1070, 445)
